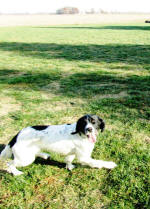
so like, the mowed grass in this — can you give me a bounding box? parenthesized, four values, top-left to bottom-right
(0, 23, 150, 208)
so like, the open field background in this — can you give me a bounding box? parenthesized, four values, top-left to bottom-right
(0, 16, 150, 208)
(0, 14, 150, 26)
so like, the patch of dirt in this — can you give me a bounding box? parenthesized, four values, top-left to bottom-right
(133, 132, 150, 144)
(85, 83, 126, 88)
(40, 82, 60, 99)
(84, 83, 126, 88)
(35, 97, 85, 113)
(107, 124, 118, 131)
(94, 91, 128, 99)
(42, 82, 60, 91)
(0, 96, 21, 117)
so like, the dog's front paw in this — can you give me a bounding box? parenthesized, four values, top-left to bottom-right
(42, 153, 50, 160)
(66, 163, 75, 171)
(38, 152, 50, 160)
(104, 161, 117, 169)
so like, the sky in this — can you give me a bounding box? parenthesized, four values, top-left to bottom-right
(0, 0, 150, 14)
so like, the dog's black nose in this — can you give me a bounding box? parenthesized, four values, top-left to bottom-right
(86, 127, 92, 132)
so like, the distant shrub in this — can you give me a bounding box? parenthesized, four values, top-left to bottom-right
(56, 7, 79, 15)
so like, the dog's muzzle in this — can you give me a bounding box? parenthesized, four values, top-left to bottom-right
(85, 127, 97, 143)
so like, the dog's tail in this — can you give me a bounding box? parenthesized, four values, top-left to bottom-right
(0, 145, 12, 160)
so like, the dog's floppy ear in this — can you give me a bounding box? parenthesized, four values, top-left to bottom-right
(71, 116, 86, 135)
(71, 118, 82, 135)
(98, 117, 105, 132)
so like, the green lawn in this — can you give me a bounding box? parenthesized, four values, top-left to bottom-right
(0, 23, 150, 209)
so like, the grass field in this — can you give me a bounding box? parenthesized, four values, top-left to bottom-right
(0, 22, 150, 208)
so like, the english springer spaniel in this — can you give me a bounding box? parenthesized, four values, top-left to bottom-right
(0, 114, 117, 176)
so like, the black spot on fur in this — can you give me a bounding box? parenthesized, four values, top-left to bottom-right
(32, 125, 49, 131)
(8, 132, 20, 148)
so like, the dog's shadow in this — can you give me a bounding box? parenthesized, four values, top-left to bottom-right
(34, 157, 66, 169)
(34, 157, 79, 170)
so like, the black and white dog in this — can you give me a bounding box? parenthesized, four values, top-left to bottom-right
(0, 114, 117, 175)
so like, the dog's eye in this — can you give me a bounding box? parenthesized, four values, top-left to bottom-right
(91, 119, 95, 124)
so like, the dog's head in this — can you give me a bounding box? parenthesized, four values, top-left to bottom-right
(72, 114, 105, 143)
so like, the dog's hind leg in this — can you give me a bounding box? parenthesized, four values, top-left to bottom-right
(65, 154, 75, 170)
(7, 160, 24, 176)
(7, 146, 36, 176)
(7, 153, 36, 176)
